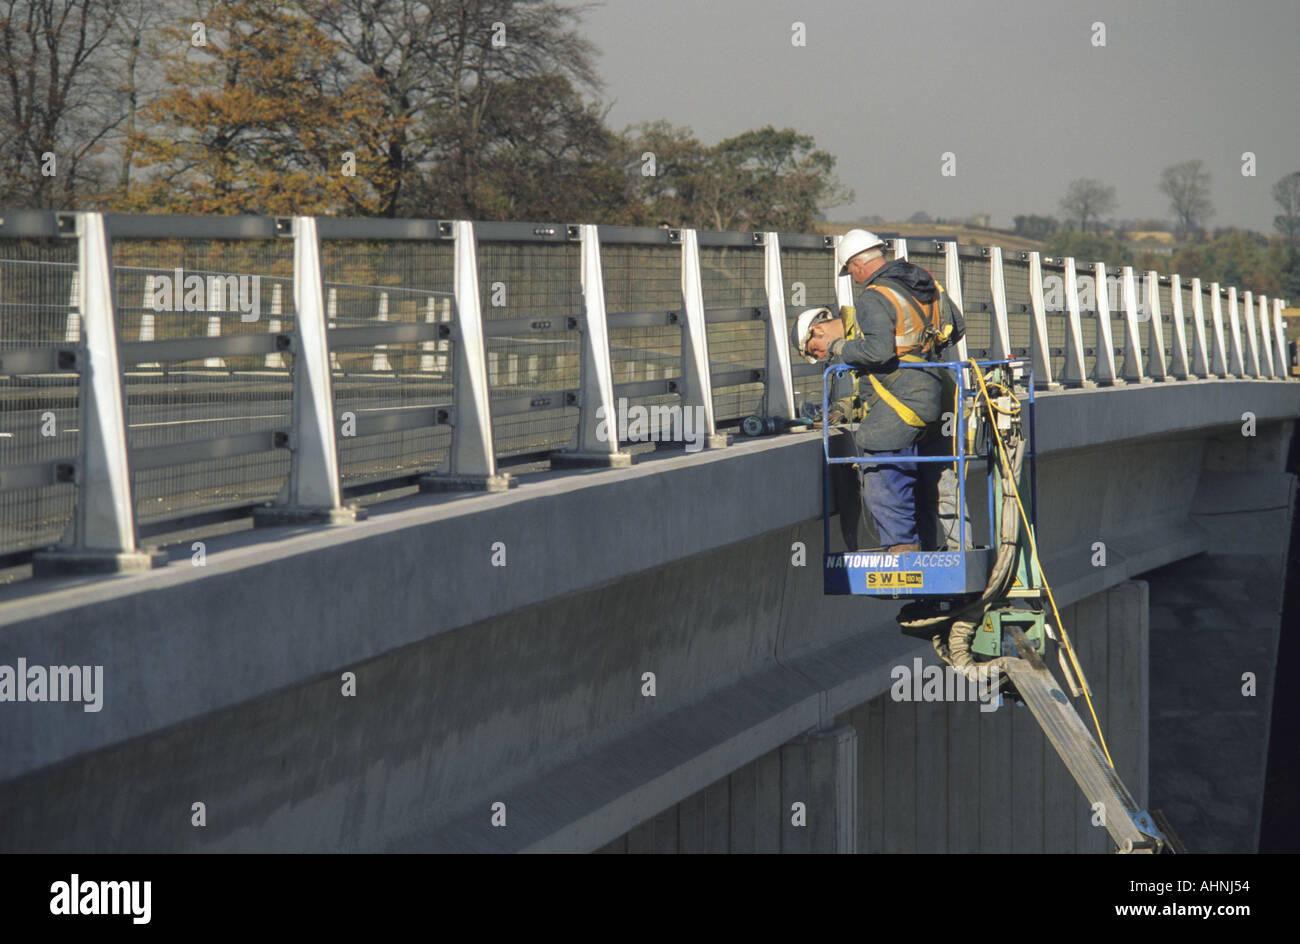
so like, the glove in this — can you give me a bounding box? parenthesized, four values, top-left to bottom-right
(827, 338, 845, 358)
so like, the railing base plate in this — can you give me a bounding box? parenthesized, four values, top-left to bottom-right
(549, 450, 633, 469)
(418, 473, 514, 493)
(32, 547, 168, 577)
(252, 504, 368, 528)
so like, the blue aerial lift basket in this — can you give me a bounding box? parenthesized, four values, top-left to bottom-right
(820, 358, 1037, 599)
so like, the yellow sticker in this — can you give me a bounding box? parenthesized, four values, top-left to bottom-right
(867, 571, 924, 589)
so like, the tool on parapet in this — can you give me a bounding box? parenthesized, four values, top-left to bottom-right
(819, 357, 1183, 853)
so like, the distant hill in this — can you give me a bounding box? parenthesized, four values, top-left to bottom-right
(819, 221, 1047, 254)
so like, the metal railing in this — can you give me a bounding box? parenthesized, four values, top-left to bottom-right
(0, 211, 1292, 571)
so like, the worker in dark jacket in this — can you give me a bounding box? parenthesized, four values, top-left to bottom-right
(793, 229, 966, 552)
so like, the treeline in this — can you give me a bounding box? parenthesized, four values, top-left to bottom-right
(1015, 170, 1300, 299)
(0, 0, 850, 230)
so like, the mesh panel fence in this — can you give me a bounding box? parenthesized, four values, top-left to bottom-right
(700, 246, 766, 422)
(113, 238, 294, 523)
(321, 240, 453, 483)
(478, 242, 581, 457)
(0, 240, 79, 552)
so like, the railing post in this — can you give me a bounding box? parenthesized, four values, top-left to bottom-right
(835, 234, 855, 314)
(1258, 295, 1275, 379)
(1243, 290, 1261, 377)
(1119, 265, 1147, 382)
(421, 220, 511, 489)
(892, 236, 909, 261)
(1226, 287, 1246, 377)
(678, 228, 726, 449)
(988, 246, 1013, 362)
(762, 231, 796, 421)
(1060, 257, 1091, 387)
(943, 241, 970, 364)
(1091, 262, 1120, 384)
(1144, 271, 1170, 381)
(1189, 278, 1214, 377)
(34, 212, 164, 575)
(1027, 252, 1057, 388)
(256, 216, 362, 523)
(551, 224, 630, 468)
(1274, 298, 1290, 379)
(1209, 283, 1229, 377)
(1168, 274, 1192, 380)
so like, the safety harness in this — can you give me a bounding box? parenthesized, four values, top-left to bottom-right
(841, 276, 960, 429)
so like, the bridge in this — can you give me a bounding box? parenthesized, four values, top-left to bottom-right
(0, 211, 1295, 852)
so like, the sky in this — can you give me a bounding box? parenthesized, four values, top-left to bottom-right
(580, 0, 1300, 231)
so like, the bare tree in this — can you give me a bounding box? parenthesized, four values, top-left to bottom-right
(1059, 178, 1117, 233)
(1273, 171, 1300, 247)
(0, 0, 128, 207)
(299, 0, 602, 217)
(1160, 160, 1214, 239)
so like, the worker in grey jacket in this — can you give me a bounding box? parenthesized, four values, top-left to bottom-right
(793, 229, 969, 552)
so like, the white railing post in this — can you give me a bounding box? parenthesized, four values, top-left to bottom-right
(1092, 262, 1119, 384)
(34, 212, 163, 575)
(892, 236, 908, 261)
(551, 224, 630, 468)
(1189, 279, 1213, 377)
(1243, 290, 1261, 377)
(678, 228, 726, 449)
(1144, 272, 1169, 381)
(254, 217, 360, 524)
(421, 220, 510, 490)
(988, 246, 1013, 362)
(943, 241, 970, 364)
(1119, 265, 1147, 382)
(1274, 298, 1290, 379)
(1061, 257, 1091, 386)
(762, 231, 796, 421)
(1168, 275, 1191, 379)
(1027, 252, 1056, 388)
(1209, 283, 1229, 377)
(1226, 287, 1245, 377)
(1258, 295, 1275, 379)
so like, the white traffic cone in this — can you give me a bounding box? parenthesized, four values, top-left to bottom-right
(371, 291, 392, 372)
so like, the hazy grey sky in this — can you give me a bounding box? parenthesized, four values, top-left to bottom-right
(581, 0, 1300, 230)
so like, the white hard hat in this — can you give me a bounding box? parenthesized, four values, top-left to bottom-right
(790, 307, 835, 364)
(835, 228, 885, 276)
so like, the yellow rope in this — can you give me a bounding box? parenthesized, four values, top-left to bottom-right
(965, 359, 1116, 769)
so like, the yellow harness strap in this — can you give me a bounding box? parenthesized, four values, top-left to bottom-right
(867, 360, 928, 429)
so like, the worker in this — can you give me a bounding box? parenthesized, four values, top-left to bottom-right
(791, 229, 967, 553)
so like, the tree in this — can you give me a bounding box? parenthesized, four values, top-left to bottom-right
(1160, 160, 1214, 239)
(302, 0, 602, 218)
(463, 73, 640, 223)
(1013, 214, 1058, 238)
(0, 0, 129, 207)
(123, 1, 402, 215)
(625, 122, 851, 232)
(1272, 171, 1300, 246)
(1059, 178, 1116, 233)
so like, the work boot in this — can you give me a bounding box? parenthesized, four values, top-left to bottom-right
(887, 543, 920, 554)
